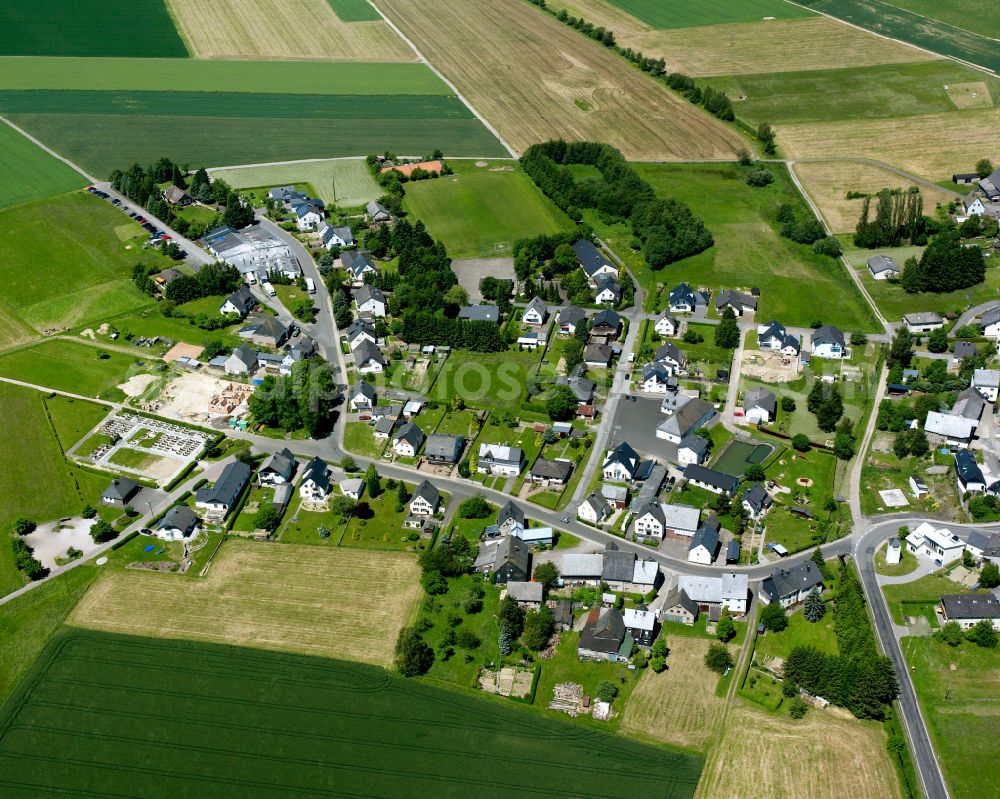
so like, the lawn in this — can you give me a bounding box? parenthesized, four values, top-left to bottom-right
(402, 162, 574, 259)
(327, 0, 383, 22)
(0, 0, 188, 57)
(902, 635, 1000, 799)
(98, 306, 242, 349)
(0, 385, 111, 596)
(608, 0, 813, 28)
(755, 607, 838, 662)
(0, 191, 172, 332)
(0, 339, 155, 398)
(0, 628, 704, 798)
(860, 445, 959, 518)
(213, 158, 382, 209)
(704, 61, 998, 125)
(343, 421, 386, 458)
(343, 487, 432, 550)
(0, 123, 87, 211)
(435, 408, 483, 438)
(632, 163, 878, 331)
(882, 573, 977, 625)
(44, 395, 109, 452)
(430, 349, 540, 411)
(763, 448, 843, 553)
(874, 540, 920, 576)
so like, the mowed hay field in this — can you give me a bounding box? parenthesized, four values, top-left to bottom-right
(557, 0, 930, 76)
(0, 123, 86, 212)
(166, 0, 414, 60)
(621, 637, 725, 751)
(605, 0, 813, 27)
(695, 705, 900, 799)
(793, 161, 957, 233)
(212, 159, 382, 208)
(69, 541, 423, 667)
(778, 109, 1000, 182)
(374, 0, 745, 160)
(0, 629, 704, 799)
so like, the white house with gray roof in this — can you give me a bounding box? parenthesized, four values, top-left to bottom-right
(867, 255, 899, 280)
(577, 491, 611, 524)
(972, 369, 1000, 402)
(656, 397, 715, 443)
(458, 304, 500, 323)
(409, 479, 440, 516)
(354, 285, 386, 317)
(522, 297, 548, 326)
(477, 443, 524, 476)
(903, 312, 944, 334)
(811, 325, 847, 359)
(744, 387, 777, 425)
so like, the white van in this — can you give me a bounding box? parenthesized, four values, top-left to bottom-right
(262, 281, 276, 297)
(305, 277, 316, 294)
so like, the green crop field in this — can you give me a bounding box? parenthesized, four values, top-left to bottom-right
(882, 0, 1000, 39)
(0, 58, 451, 95)
(0, 0, 188, 57)
(0, 340, 153, 398)
(705, 61, 999, 124)
(0, 385, 110, 596)
(0, 123, 86, 211)
(630, 163, 878, 331)
(608, 0, 813, 28)
(212, 159, 381, 207)
(402, 163, 574, 258)
(902, 636, 1000, 799)
(327, 0, 382, 22)
(0, 191, 173, 332)
(800, 0, 1000, 72)
(0, 629, 704, 798)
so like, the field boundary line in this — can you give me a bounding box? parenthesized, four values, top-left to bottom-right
(782, 0, 998, 76)
(366, 0, 518, 158)
(0, 115, 97, 184)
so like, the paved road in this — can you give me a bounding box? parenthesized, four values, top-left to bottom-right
(951, 300, 1000, 333)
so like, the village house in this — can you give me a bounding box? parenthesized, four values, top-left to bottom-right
(345, 317, 377, 350)
(683, 465, 739, 497)
(654, 342, 687, 373)
(715, 289, 757, 317)
(590, 309, 621, 339)
(602, 544, 659, 593)
(633, 502, 699, 541)
(972, 369, 1000, 402)
(867, 255, 900, 280)
(668, 282, 708, 313)
(940, 594, 1000, 631)
(756, 321, 799, 356)
(906, 522, 964, 565)
(528, 458, 573, 486)
(366, 200, 391, 225)
(903, 312, 945, 334)
(320, 224, 354, 250)
(578, 607, 631, 661)
(577, 491, 611, 524)
(661, 589, 699, 625)
(492, 535, 531, 584)
(573, 239, 617, 283)
(886, 537, 902, 564)
(558, 305, 586, 335)
(294, 202, 325, 231)
(956, 450, 987, 494)
(341, 251, 379, 286)
(594, 274, 621, 304)
(925, 411, 977, 449)
(522, 296, 548, 326)
(654, 310, 679, 337)
(584, 343, 612, 368)
(688, 520, 720, 565)
(154, 505, 199, 541)
(240, 316, 290, 349)
(101, 477, 139, 508)
(392, 422, 425, 458)
(555, 375, 595, 404)
(424, 434, 463, 465)
(603, 441, 641, 482)
(744, 387, 777, 425)
(258, 448, 297, 485)
(163, 185, 192, 206)
(505, 581, 543, 609)
(497, 501, 526, 535)
(741, 482, 773, 520)
(623, 606, 657, 648)
(352, 340, 387, 374)
(348, 381, 377, 414)
(224, 344, 257, 376)
(980, 306, 1000, 338)
(354, 285, 387, 318)
(641, 362, 676, 394)
(559, 552, 605, 585)
(678, 572, 749, 616)
(759, 561, 824, 607)
(677, 434, 708, 466)
(195, 461, 252, 519)
(409, 479, 440, 516)
(458, 304, 500, 323)
(811, 325, 847, 359)
(299, 456, 331, 501)
(220, 285, 256, 318)
(601, 483, 628, 510)
(516, 330, 545, 350)
(655, 397, 714, 443)
(477, 444, 524, 476)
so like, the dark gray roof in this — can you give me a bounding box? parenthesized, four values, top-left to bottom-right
(655, 342, 685, 365)
(762, 561, 823, 602)
(664, 588, 699, 616)
(584, 343, 612, 363)
(669, 282, 707, 308)
(524, 296, 547, 319)
(302, 456, 330, 492)
(684, 465, 739, 494)
(260, 448, 296, 481)
(495, 534, 530, 575)
(530, 458, 573, 481)
(941, 593, 1000, 619)
(223, 285, 255, 315)
(353, 339, 386, 366)
(745, 387, 777, 414)
(573, 239, 612, 278)
(980, 306, 1000, 327)
(953, 386, 986, 421)
(678, 434, 708, 456)
(867, 255, 898, 274)
(690, 523, 719, 554)
(742, 482, 772, 514)
(606, 441, 640, 472)
(579, 607, 627, 654)
(412, 479, 440, 506)
(498, 500, 525, 528)
(346, 317, 376, 340)
(591, 309, 621, 331)
(555, 375, 595, 403)
(955, 450, 986, 486)
(425, 434, 463, 461)
(458, 304, 500, 323)
(195, 461, 251, 508)
(156, 505, 198, 534)
(349, 381, 376, 402)
(102, 477, 138, 502)
(954, 341, 977, 358)
(602, 545, 636, 582)
(584, 491, 612, 517)
(813, 325, 845, 348)
(715, 289, 757, 313)
(342, 250, 377, 277)
(394, 422, 425, 448)
(354, 284, 385, 306)
(559, 305, 586, 325)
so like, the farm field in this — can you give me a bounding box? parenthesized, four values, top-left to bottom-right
(696, 704, 900, 799)
(402, 162, 574, 259)
(793, 161, 958, 233)
(0, 629, 704, 799)
(0, 0, 187, 57)
(0, 123, 87, 211)
(69, 541, 422, 667)
(165, 0, 414, 61)
(631, 162, 877, 331)
(879, 0, 1000, 39)
(620, 636, 725, 750)
(0, 385, 110, 597)
(0, 191, 170, 333)
(704, 61, 998, 124)
(800, 0, 1000, 72)
(607, 0, 813, 28)
(777, 108, 1000, 183)
(557, 0, 932, 76)
(902, 635, 1000, 799)
(374, 0, 745, 161)
(211, 159, 381, 207)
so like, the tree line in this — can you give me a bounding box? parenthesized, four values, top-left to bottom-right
(520, 141, 713, 269)
(854, 188, 925, 249)
(400, 313, 505, 352)
(901, 231, 985, 294)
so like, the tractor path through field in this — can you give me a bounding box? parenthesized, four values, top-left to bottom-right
(0, 115, 96, 184)
(722, 323, 752, 435)
(367, 0, 517, 157)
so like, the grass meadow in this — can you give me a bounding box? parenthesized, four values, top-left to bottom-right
(0, 385, 111, 596)
(880, 0, 1000, 39)
(212, 159, 381, 208)
(0, 191, 170, 332)
(629, 162, 878, 331)
(0, 123, 86, 211)
(327, 0, 382, 22)
(0, 0, 187, 57)
(402, 162, 573, 258)
(0, 628, 704, 798)
(902, 635, 1000, 799)
(0, 339, 155, 398)
(607, 0, 813, 27)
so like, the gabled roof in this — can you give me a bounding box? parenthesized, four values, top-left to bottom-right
(980, 306, 1000, 327)
(573, 239, 613, 278)
(658, 397, 714, 439)
(604, 441, 640, 473)
(654, 309, 678, 328)
(345, 316, 376, 340)
(812, 325, 845, 348)
(559, 305, 586, 326)
(954, 341, 977, 358)
(495, 534, 530, 575)
(761, 561, 823, 602)
(623, 606, 656, 632)
(579, 607, 627, 654)
(352, 340, 386, 366)
(684, 465, 739, 493)
(603, 546, 637, 582)
(867, 255, 898, 274)
(366, 200, 390, 219)
(245, 315, 289, 342)
(925, 411, 975, 440)
(690, 522, 719, 554)
(102, 477, 138, 502)
(584, 343, 612, 363)
(669, 282, 706, 307)
(973, 368, 1000, 389)
(591, 309, 621, 330)
(229, 343, 257, 368)
(458, 304, 500, 322)
(349, 381, 376, 402)
(302, 456, 330, 491)
(498, 500, 525, 528)
(479, 443, 523, 465)
(342, 250, 378, 278)
(594, 274, 620, 296)
(635, 500, 665, 527)
(655, 342, 685, 365)
(412, 479, 440, 507)
(354, 284, 385, 306)
(394, 421, 425, 448)
(745, 387, 777, 414)
(529, 458, 573, 481)
(742, 482, 772, 514)
(506, 581, 543, 603)
(425, 434, 463, 461)
(955, 449, 986, 485)
(903, 311, 943, 325)
(582, 491, 612, 518)
(195, 461, 251, 508)
(260, 447, 296, 481)
(523, 296, 547, 319)
(663, 588, 699, 616)
(223, 285, 255, 315)
(555, 375, 595, 403)
(941, 593, 1000, 620)
(678, 434, 708, 456)
(156, 505, 198, 534)
(952, 386, 986, 421)
(715, 289, 757, 313)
